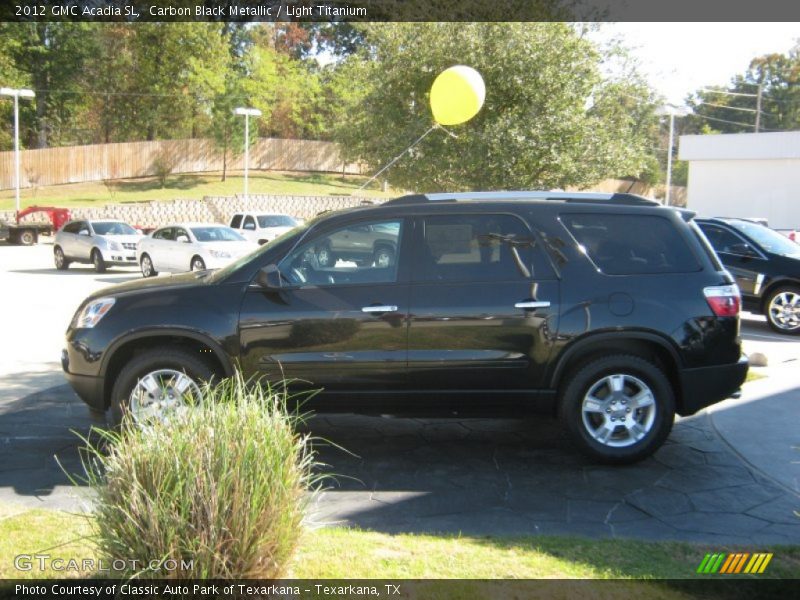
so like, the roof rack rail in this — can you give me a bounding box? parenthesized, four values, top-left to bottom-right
(385, 191, 660, 207)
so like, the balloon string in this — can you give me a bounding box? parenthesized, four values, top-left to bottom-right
(356, 124, 444, 192)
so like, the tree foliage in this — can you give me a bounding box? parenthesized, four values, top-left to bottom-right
(686, 46, 800, 134)
(333, 23, 659, 192)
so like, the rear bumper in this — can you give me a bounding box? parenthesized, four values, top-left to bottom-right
(61, 349, 105, 411)
(678, 355, 749, 416)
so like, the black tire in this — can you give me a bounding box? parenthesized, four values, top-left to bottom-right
(764, 285, 800, 335)
(19, 229, 36, 246)
(558, 354, 675, 464)
(191, 256, 206, 271)
(91, 249, 106, 273)
(373, 245, 395, 268)
(140, 253, 157, 277)
(110, 348, 215, 427)
(54, 246, 70, 270)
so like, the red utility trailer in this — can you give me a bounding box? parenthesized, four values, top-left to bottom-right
(0, 206, 71, 245)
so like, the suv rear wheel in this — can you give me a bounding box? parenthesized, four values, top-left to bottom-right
(764, 285, 800, 335)
(110, 348, 214, 427)
(559, 355, 675, 464)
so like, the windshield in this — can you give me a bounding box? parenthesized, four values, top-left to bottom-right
(728, 221, 800, 257)
(190, 226, 245, 242)
(207, 224, 310, 283)
(93, 222, 138, 236)
(258, 215, 298, 228)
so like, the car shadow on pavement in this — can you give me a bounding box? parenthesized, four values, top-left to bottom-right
(301, 409, 798, 544)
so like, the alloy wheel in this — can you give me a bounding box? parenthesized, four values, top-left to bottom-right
(580, 373, 657, 448)
(768, 291, 800, 332)
(128, 369, 201, 425)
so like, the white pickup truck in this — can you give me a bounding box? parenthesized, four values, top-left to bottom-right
(228, 212, 301, 245)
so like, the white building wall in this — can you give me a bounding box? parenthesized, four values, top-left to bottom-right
(679, 132, 800, 230)
(686, 158, 800, 229)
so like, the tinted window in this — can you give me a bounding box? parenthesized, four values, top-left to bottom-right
(258, 215, 298, 228)
(62, 222, 81, 234)
(279, 219, 402, 286)
(92, 222, 137, 236)
(190, 226, 245, 242)
(153, 228, 174, 241)
(417, 214, 533, 282)
(243, 216, 256, 229)
(697, 224, 753, 256)
(230, 215, 243, 229)
(174, 228, 191, 242)
(562, 214, 700, 275)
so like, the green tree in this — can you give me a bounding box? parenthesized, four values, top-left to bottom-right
(687, 46, 800, 134)
(333, 23, 658, 192)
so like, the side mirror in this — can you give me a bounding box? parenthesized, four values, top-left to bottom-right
(255, 264, 282, 290)
(176, 235, 190, 243)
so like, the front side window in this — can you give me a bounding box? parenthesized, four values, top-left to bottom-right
(63, 222, 81, 234)
(698, 224, 756, 257)
(279, 219, 402, 286)
(153, 228, 174, 241)
(563, 213, 700, 275)
(417, 214, 534, 282)
(243, 216, 256, 230)
(230, 214, 243, 229)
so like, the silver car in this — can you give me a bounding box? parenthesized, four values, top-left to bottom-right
(54, 220, 143, 273)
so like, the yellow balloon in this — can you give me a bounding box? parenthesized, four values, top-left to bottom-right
(430, 65, 485, 126)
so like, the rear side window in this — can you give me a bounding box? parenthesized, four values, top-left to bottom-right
(417, 214, 534, 282)
(230, 214, 243, 229)
(561, 213, 700, 275)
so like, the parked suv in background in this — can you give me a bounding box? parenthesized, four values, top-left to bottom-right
(229, 212, 301, 245)
(54, 220, 143, 273)
(696, 218, 800, 335)
(62, 192, 748, 463)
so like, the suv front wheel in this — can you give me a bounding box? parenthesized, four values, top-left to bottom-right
(559, 355, 675, 464)
(110, 348, 214, 427)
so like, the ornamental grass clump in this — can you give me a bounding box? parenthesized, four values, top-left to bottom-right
(78, 375, 320, 579)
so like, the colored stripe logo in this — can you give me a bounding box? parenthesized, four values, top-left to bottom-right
(697, 553, 773, 574)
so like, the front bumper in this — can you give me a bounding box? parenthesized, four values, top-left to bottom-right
(62, 348, 106, 411)
(678, 355, 749, 416)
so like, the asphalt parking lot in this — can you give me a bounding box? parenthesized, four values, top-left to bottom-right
(1, 240, 798, 544)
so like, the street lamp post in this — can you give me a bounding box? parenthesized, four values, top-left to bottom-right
(0, 87, 35, 215)
(657, 104, 689, 206)
(233, 107, 262, 202)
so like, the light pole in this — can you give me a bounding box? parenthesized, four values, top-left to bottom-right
(0, 87, 35, 215)
(233, 107, 262, 201)
(657, 104, 689, 206)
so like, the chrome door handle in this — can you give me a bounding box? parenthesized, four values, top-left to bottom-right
(362, 305, 398, 313)
(514, 301, 551, 309)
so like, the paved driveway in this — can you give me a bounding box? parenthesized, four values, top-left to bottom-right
(0, 241, 798, 544)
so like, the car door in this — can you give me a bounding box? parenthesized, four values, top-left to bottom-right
(172, 227, 194, 272)
(406, 212, 560, 399)
(75, 221, 94, 260)
(238, 217, 411, 406)
(59, 222, 80, 257)
(698, 223, 765, 297)
(148, 227, 174, 272)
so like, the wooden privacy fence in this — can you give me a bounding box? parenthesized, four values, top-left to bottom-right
(0, 138, 364, 190)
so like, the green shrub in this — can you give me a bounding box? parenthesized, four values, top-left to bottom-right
(77, 375, 320, 579)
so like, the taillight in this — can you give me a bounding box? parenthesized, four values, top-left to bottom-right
(704, 284, 741, 317)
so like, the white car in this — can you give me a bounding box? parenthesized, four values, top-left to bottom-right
(229, 212, 301, 245)
(136, 223, 258, 277)
(54, 220, 143, 272)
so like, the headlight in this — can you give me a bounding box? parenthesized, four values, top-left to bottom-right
(209, 250, 231, 259)
(108, 241, 121, 251)
(75, 298, 116, 329)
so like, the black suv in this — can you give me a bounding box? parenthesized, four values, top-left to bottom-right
(696, 218, 800, 335)
(63, 192, 748, 463)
